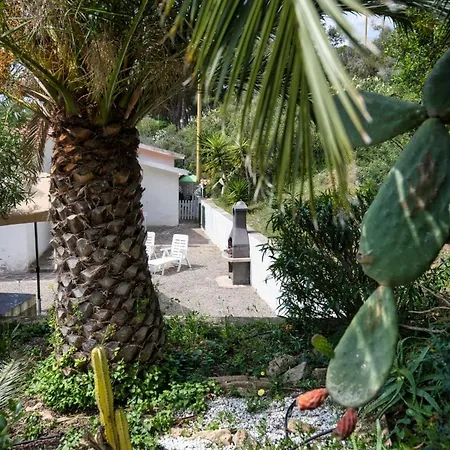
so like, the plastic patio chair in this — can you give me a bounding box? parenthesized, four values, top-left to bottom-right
(145, 231, 157, 260)
(148, 234, 191, 275)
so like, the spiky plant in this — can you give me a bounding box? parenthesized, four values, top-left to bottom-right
(165, 0, 450, 201)
(0, 358, 27, 409)
(0, 0, 191, 363)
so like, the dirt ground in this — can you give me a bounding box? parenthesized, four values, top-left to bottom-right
(0, 223, 277, 320)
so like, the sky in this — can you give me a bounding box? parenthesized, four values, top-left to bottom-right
(324, 13, 394, 43)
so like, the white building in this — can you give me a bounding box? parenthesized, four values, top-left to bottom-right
(0, 140, 187, 273)
(138, 143, 188, 227)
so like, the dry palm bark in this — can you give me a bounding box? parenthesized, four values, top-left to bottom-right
(50, 121, 165, 363)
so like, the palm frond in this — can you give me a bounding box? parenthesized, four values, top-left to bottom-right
(20, 114, 51, 184)
(0, 358, 28, 409)
(165, 0, 450, 201)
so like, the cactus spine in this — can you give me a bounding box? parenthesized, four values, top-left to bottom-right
(91, 347, 133, 450)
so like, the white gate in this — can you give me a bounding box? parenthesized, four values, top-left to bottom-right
(179, 197, 199, 221)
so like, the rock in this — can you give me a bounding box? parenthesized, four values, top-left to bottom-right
(282, 362, 309, 386)
(311, 368, 327, 384)
(266, 354, 298, 376)
(25, 402, 43, 412)
(233, 429, 258, 449)
(287, 419, 316, 434)
(191, 429, 233, 445)
(210, 375, 271, 395)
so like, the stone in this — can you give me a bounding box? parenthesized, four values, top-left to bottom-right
(282, 362, 309, 386)
(287, 419, 316, 434)
(311, 367, 327, 384)
(266, 354, 298, 376)
(190, 429, 233, 445)
(210, 375, 271, 394)
(233, 430, 258, 449)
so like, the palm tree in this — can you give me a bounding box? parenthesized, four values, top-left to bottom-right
(164, 0, 450, 200)
(0, 1, 190, 363)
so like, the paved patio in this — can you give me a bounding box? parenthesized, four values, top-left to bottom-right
(0, 223, 277, 320)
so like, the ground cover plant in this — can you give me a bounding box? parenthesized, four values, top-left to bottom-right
(0, 309, 447, 449)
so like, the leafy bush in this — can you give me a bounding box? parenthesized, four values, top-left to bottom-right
(261, 189, 377, 332)
(262, 188, 450, 334)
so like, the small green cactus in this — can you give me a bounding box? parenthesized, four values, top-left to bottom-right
(91, 347, 133, 450)
(325, 47, 450, 417)
(311, 334, 335, 358)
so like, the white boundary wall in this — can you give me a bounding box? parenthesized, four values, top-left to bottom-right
(200, 199, 282, 313)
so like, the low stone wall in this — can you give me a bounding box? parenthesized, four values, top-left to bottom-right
(200, 199, 281, 313)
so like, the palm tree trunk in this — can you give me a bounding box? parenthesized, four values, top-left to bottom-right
(49, 120, 165, 364)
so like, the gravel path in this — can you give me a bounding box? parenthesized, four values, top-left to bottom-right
(158, 396, 342, 449)
(0, 224, 277, 319)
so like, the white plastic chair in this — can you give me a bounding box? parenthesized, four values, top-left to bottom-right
(145, 231, 157, 260)
(148, 234, 191, 275)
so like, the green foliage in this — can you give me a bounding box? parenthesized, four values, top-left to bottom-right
(200, 131, 244, 190)
(164, 313, 306, 379)
(0, 358, 28, 411)
(385, 10, 449, 100)
(262, 189, 377, 332)
(364, 335, 450, 448)
(223, 178, 251, 205)
(0, 111, 32, 216)
(0, 401, 23, 450)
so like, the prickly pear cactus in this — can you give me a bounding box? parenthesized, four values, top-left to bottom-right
(325, 48, 450, 423)
(326, 286, 397, 407)
(358, 118, 450, 286)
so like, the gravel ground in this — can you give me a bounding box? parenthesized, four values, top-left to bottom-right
(158, 396, 343, 449)
(0, 224, 277, 319)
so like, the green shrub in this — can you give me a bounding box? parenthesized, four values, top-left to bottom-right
(223, 178, 251, 205)
(262, 189, 450, 334)
(262, 189, 377, 333)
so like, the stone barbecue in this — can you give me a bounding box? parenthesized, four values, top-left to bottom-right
(225, 201, 250, 285)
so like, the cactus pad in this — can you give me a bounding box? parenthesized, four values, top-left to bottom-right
(326, 286, 398, 408)
(334, 90, 427, 147)
(311, 334, 335, 358)
(358, 118, 450, 286)
(423, 48, 450, 123)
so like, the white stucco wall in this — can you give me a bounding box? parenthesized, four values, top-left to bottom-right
(200, 199, 282, 313)
(141, 166, 179, 227)
(0, 222, 51, 273)
(43, 139, 53, 173)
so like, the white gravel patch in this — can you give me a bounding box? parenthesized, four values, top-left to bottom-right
(158, 396, 344, 449)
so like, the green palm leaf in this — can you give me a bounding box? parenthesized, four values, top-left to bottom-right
(0, 358, 28, 409)
(165, 0, 450, 202)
